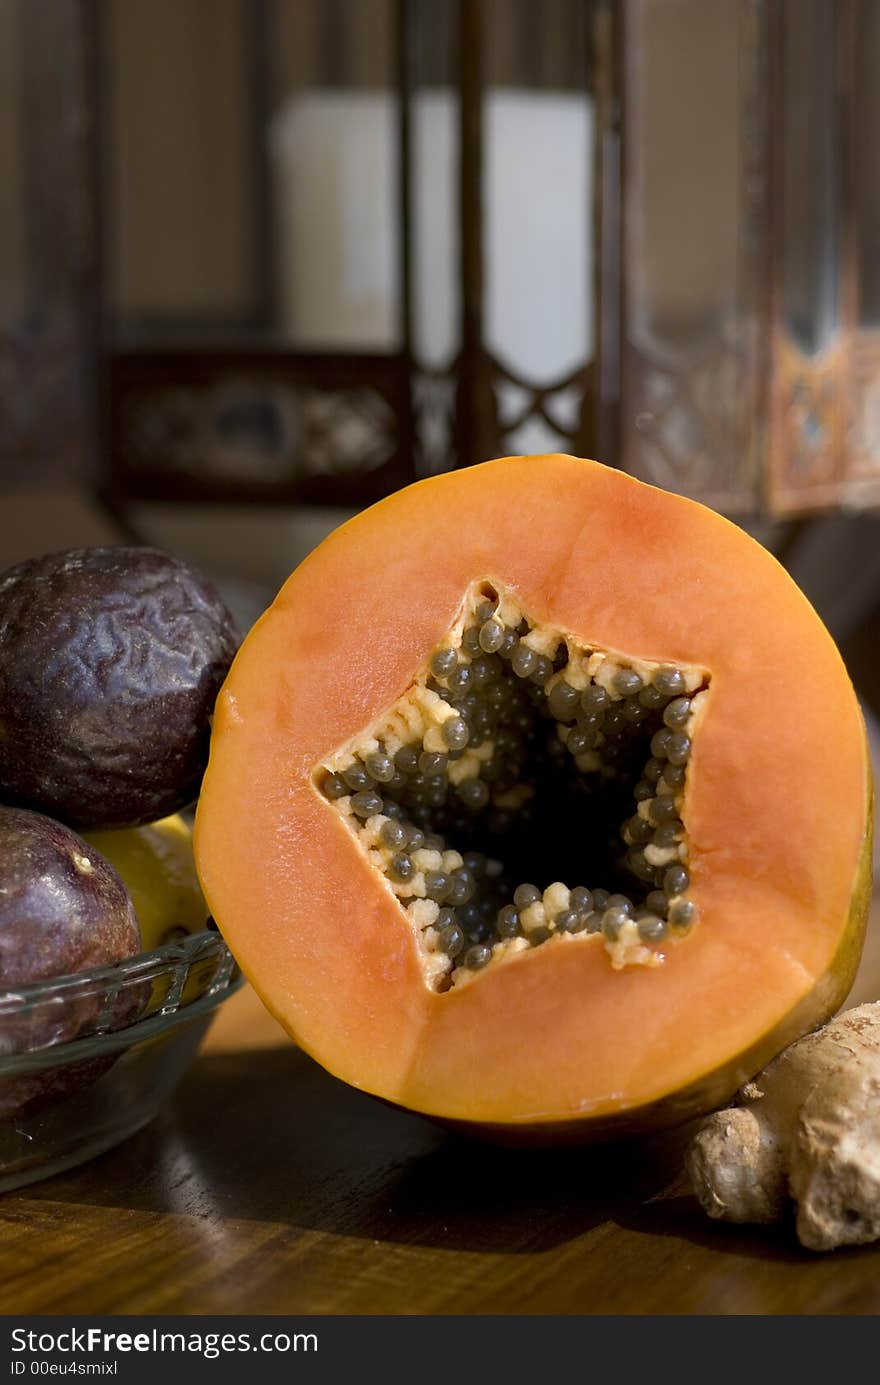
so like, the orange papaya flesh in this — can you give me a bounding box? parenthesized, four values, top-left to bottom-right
(194, 455, 872, 1139)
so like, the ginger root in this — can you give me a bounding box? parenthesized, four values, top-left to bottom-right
(687, 1002, 880, 1251)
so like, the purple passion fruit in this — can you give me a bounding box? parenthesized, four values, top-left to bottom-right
(0, 805, 141, 989)
(0, 547, 239, 829)
(0, 805, 143, 1117)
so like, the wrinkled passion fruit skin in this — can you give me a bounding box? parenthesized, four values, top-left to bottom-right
(0, 547, 239, 828)
(0, 806, 143, 1117)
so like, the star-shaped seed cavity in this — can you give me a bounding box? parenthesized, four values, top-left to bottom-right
(317, 581, 709, 992)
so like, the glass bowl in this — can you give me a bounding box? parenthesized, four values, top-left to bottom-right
(0, 929, 241, 1192)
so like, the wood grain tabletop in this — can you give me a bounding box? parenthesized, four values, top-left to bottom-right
(2, 915, 880, 1316)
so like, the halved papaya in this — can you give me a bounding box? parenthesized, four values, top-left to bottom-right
(194, 455, 872, 1140)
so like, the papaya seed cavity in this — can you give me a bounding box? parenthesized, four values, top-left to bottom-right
(317, 582, 708, 992)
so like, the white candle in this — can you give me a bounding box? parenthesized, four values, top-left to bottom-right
(270, 87, 593, 386)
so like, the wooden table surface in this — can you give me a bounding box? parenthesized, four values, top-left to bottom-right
(3, 916, 880, 1316)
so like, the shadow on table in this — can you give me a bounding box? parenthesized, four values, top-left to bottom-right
(29, 1043, 705, 1255)
(613, 1193, 808, 1265)
(615, 1191, 880, 1269)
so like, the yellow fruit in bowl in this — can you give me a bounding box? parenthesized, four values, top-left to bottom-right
(83, 814, 208, 952)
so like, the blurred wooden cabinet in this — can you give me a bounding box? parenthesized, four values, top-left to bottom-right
(622, 0, 880, 513)
(0, 0, 100, 489)
(2, 0, 880, 517)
